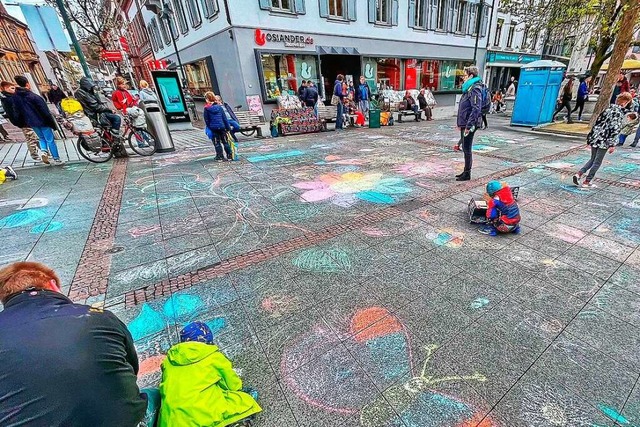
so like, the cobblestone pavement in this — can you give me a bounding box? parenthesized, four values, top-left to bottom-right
(2, 115, 640, 426)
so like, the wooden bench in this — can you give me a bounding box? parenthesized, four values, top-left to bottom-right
(316, 104, 337, 124)
(234, 110, 264, 137)
(392, 102, 422, 122)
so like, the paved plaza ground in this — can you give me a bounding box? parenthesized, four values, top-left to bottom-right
(2, 115, 640, 426)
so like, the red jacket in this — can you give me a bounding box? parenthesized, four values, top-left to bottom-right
(112, 89, 136, 112)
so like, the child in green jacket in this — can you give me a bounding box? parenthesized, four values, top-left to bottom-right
(158, 322, 262, 427)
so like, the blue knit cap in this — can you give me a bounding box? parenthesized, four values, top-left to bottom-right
(180, 321, 214, 344)
(486, 180, 502, 196)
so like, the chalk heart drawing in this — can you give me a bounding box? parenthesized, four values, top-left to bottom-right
(127, 292, 228, 378)
(395, 161, 454, 178)
(282, 307, 494, 426)
(293, 172, 412, 205)
(292, 248, 352, 273)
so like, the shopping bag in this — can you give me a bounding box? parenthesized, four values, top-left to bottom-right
(226, 131, 238, 161)
(331, 95, 340, 106)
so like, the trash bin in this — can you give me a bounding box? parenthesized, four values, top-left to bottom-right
(140, 101, 175, 153)
(369, 109, 381, 128)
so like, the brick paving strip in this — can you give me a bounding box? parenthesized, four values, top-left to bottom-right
(121, 144, 587, 307)
(68, 158, 128, 302)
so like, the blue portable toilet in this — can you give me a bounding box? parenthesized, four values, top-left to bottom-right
(511, 60, 566, 127)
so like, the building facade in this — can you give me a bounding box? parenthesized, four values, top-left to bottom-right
(119, 0, 155, 85)
(0, 4, 49, 93)
(483, 5, 543, 92)
(140, 0, 494, 108)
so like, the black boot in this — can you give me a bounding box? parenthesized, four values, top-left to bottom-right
(456, 171, 471, 181)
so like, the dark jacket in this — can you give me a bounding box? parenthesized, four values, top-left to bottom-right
(47, 87, 66, 105)
(334, 80, 344, 100)
(204, 103, 230, 131)
(75, 77, 111, 119)
(577, 82, 588, 101)
(402, 95, 417, 110)
(297, 85, 306, 100)
(456, 83, 483, 129)
(0, 91, 23, 127)
(355, 82, 371, 102)
(302, 85, 319, 106)
(417, 93, 428, 109)
(13, 87, 56, 129)
(221, 102, 239, 122)
(0, 290, 146, 427)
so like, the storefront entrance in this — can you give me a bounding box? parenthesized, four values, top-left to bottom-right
(489, 66, 521, 93)
(319, 54, 361, 101)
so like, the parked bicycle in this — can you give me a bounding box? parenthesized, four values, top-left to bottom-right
(76, 114, 157, 163)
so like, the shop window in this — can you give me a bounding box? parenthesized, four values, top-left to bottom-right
(186, 0, 202, 27)
(184, 59, 214, 97)
(506, 22, 516, 48)
(363, 57, 400, 90)
(439, 60, 469, 91)
(201, 0, 219, 18)
(259, 53, 318, 100)
(494, 18, 504, 46)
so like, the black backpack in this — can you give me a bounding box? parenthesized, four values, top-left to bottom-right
(479, 84, 491, 114)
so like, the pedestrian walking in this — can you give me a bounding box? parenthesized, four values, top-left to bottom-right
(505, 77, 516, 97)
(355, 76, 371, 117)
(0, 81, 40, 161)
(203, 91, 232, 161)
(573, 92, 632, 188)
(46, 84, 66, 114)
(611, 72, 630, 104)
(0, 114, 12, 141)
(333, 74, 345, 130)
(138, 80, 158, 103)
(552, 78, 574, 123)
(571, 76, 590, 121)
(13, 76, 63, 165)
(455, 65, 483, 181)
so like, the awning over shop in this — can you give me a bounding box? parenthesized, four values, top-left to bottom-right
(601, 59, 640, 71)
(485, 62, 526, 68)
(316, 46, 360, 55)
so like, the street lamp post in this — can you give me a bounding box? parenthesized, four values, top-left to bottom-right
(160, 1, 186, 88)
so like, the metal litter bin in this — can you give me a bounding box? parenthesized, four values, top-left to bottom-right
(140, 101, 175, 153)
(369, 108, 381, 128)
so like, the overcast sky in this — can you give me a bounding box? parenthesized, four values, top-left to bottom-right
(3, 0, 48, 24)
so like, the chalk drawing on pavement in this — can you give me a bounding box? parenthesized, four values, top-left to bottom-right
(292, 248, 352, 273)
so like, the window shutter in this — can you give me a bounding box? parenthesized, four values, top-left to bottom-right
(391, 0, 399, 25)
(408, 0, 416, 27)
(467, 4, 476, 35)
(450, 0, 458, 32)
(294, 0, 306, 13)
(258, 0, 271, 10)
(368, 0, 376, 23)
(347, 0, 357, 20)
(319, 0, 329, 17)
(480, 4, 489, 36)
(428, 0, 438, 29)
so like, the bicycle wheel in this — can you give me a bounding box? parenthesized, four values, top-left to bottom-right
(76, 136, 113, 163)
(128, 128, 157, 156)
(240, 129, 256, 137)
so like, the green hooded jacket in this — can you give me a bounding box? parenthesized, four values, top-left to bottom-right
(158, 342, 262, 427)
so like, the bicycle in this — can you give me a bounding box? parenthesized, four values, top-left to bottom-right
(76, 114, 157, 163)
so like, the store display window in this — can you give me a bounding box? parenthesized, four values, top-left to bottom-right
(259, 53, 319, 101)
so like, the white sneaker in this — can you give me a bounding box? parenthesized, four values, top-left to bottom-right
(40, 150, 50, 164)
(52, 159, 65, 166)
(582, 181, 597, 188)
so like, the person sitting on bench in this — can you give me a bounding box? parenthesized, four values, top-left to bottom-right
(158, 321, 262, 427)
(479, 180, 521, 236)
(402, 91, 421, 121)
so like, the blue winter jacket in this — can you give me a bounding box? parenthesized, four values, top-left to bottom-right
(577, 82, 588, 100)
(13, 87, 57, 129)
(456, 83, 483, 130)
(204, 104, 230, 132)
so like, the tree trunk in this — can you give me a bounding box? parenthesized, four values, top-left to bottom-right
(588, 37, 614, 89)
(590, 0, 640, 126)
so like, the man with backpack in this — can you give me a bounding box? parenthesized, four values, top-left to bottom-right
(302, 81, 319, 108)
(0, 81, 41, 162)
(455, 65, 485, 181)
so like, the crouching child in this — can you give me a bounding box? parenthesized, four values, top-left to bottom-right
(158, 321, 262, 427)
(479, 180, 521, 236)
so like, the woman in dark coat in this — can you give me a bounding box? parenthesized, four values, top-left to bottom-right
(455, 66, 483, 181)
(553, 78, 574, 123)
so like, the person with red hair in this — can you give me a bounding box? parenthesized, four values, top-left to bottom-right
(0, 261, 147, 426)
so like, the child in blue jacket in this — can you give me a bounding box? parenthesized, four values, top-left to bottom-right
(203, 91, 232, 161)
(479, 180, 521, 236)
